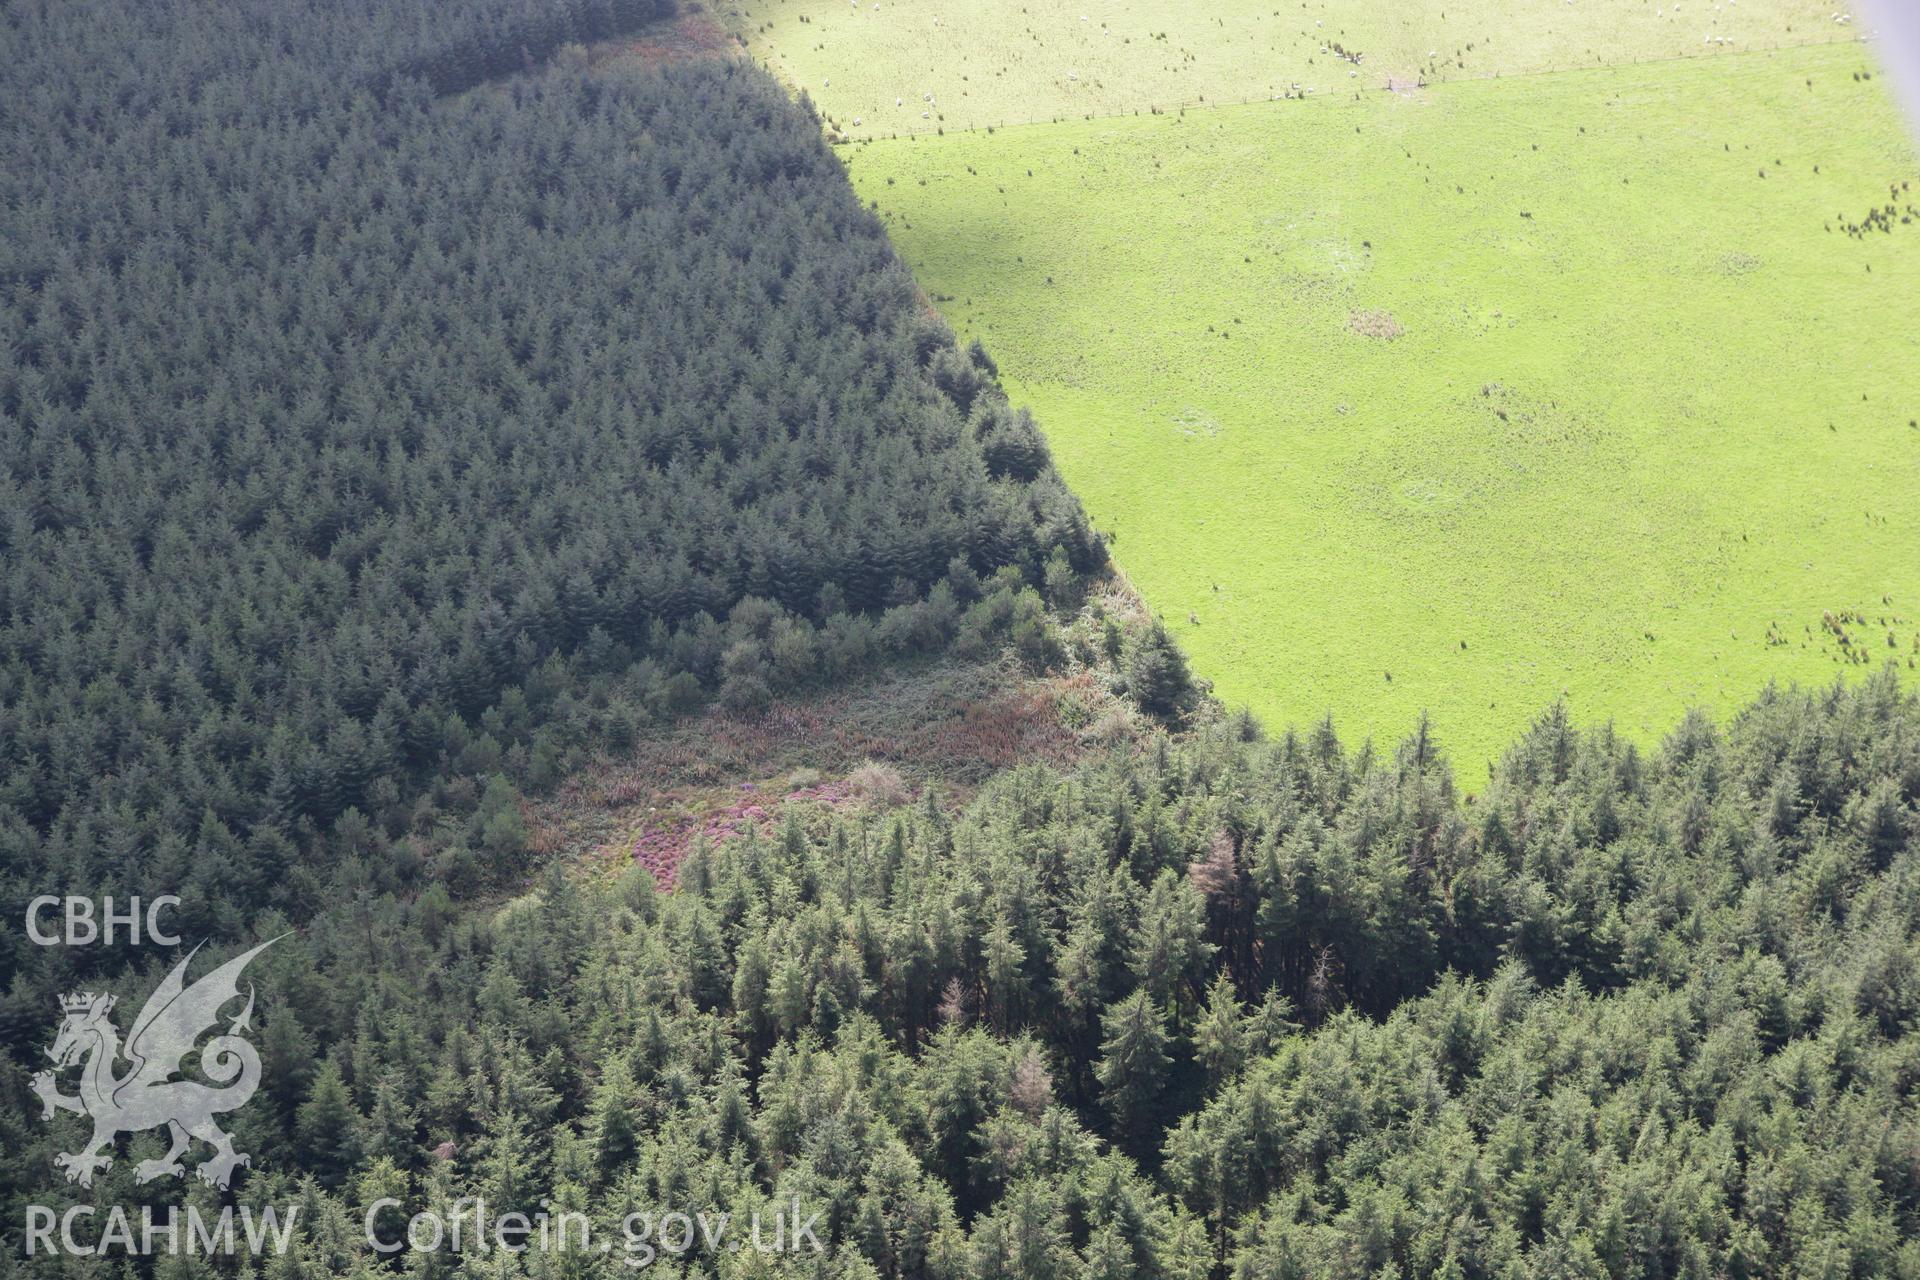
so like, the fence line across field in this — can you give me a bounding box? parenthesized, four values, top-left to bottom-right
(783, 34, 1873, 146)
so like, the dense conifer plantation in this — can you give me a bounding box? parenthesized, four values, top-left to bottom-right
(9, 670, 1916, 1277)
(0, 0, 1096, 972)
(2, 2, 1916, 1277)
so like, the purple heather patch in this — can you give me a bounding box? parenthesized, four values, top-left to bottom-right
(631, 779, 859, 888)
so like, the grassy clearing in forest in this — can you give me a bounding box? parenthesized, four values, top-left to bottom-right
(537, 589, 1157, 883)
(845, 41, 1920, 773)
(728, 0, 1853, 139)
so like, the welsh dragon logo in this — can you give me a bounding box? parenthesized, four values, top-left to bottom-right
(31, 938, 279, 1190)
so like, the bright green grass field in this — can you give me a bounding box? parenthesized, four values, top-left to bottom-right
(732, 0, 1851, 139)
(846, 42, 1920, 774)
